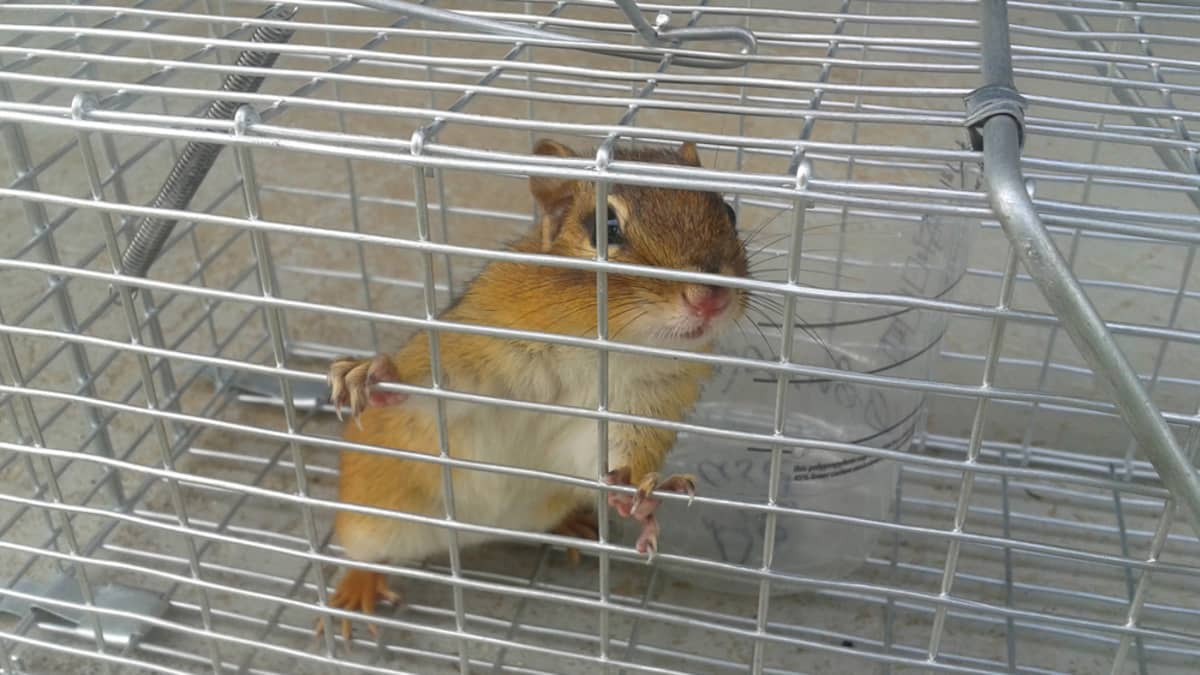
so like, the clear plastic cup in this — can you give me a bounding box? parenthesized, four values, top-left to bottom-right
(645, 189, 975, 592)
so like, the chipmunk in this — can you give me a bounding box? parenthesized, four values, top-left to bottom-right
(321, 139, 747, 641)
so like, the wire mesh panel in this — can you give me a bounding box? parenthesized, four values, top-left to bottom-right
(0, 1, 1198, 674)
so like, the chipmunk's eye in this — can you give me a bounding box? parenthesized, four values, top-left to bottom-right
(723, 201, 737, 228)
(586, 206, 624, 247)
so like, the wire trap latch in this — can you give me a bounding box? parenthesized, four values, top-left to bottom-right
(347, 0, 757, 68)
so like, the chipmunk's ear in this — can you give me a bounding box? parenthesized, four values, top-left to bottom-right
(678, 141, 701, 167)
(530, 139, 579, 250)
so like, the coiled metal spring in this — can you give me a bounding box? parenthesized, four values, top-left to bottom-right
(119, 4, 298, 279)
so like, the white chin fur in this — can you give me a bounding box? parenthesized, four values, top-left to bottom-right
(615, 305, 738, 350)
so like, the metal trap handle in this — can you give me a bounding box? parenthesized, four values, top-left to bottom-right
(970, 0, 1200, 539)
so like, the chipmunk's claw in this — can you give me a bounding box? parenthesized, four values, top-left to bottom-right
(328, 368, 345, 421)
(657, 474, 696, 504)
(328, 354, 407, 420)
(315, 569, 402, 650)
(605, 468, 695, 558)
(635, 514, 659, 558)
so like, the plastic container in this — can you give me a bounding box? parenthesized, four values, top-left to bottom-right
(646, 193, 975, 591)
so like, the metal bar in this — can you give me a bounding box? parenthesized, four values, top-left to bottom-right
(343, 0, 754, 69)
(611, 0, 756, 55)
(998, 413, 1017, 669)
(5, 381, 1197, 579)
(881, 491, 904, 675)
(231, 105, 339, 660)
(0, 302, 263, 590)
(6, 500, 1183, 674)
(863, 550, 1200, 625)
(0, 345, 258, 659)
(488, 547, 552, 673)
(14, 482, 1200, 672)
(1051, 9, 1200, 213)
(975, 0, 1200, 539)
(405, 0, 565, 307)
(319, 3, 379, 354)
(409, 130, 471, 674)
(1108, 465, 1148, 675)
(0, 308, 113, 670)
(927, 250, 1019, 661)
(750, 192, 809, 674)
(1108, 4, 1200, 482)
(0, 183, 247, 435)
(118, 5, 188, 436)
(588, 12, 704, 660)
(72, 94, 226, 674)
(594, 174, 613, 671)
(1015, 165, 1095, 468)
(0, 321, 1185, 500)
(1111, 414, 1200, 674)
(617, 567, 661, 675)
(752, 6, 857, 663)
(0, 77, 124, 506)
(4, 3, 1200, 673)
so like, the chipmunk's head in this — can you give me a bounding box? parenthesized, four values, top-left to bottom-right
(528, 139, 747, 348)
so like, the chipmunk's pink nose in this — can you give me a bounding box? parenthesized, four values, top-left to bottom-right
(683, 284, 731, 320)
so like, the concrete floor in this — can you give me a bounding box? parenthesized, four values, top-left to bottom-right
(1, 1, 1199, 673)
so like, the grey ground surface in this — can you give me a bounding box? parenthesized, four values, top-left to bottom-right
(1, 1, 1198, 674)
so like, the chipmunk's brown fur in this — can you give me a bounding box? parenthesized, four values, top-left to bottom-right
(322, 139, 747, 643)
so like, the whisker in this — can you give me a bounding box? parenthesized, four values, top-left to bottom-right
(744, 219, 906, 256)
(745, 250, 789, 266)
(745, 297, 783, 316)
(746, 237, 876, 262)
(739, 204, 791, 250)
(797, 221, 844, 233)
(742, 217, 860, 250)
(743, 306, 788, 358)
(737, 314, 777, 361)
(747, 295, 785, 315)
(746, 268, 798, 276)
(747, 246, 850, 261)
(743, 305, 781, 331)
(746, 233, 792, 261)
(711, 113, 733, 170)
(607, 306, 647, 328)
(797, 322, 839, 367)
(611, 308, 650, 338)
(733, 315, 757, 354)
(711, 143, 726, 171)
(745, 303, 839, 368)
(760, 305, 838, 367)
(745, 294, 835, 354)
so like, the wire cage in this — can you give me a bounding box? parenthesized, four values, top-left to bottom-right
(1, 0, 1199, 673)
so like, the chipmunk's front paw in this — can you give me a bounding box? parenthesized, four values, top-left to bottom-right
(604, 468, 696, 557)
(328, 354, 407, 421)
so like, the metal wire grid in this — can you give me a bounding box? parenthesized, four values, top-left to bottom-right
(0, 0, 1198, 673)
